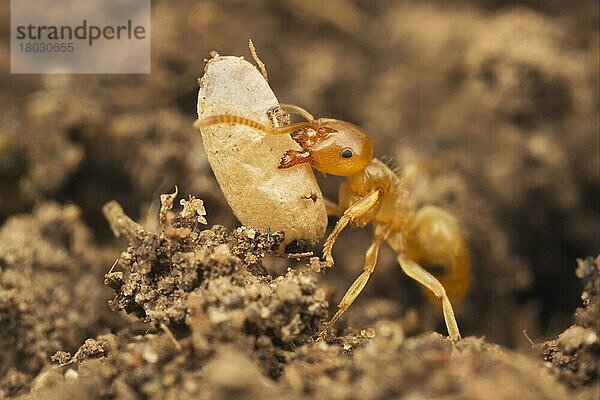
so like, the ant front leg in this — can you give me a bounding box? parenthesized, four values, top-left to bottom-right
(322, 188, 383, 267)
(317, 223, 391, 342)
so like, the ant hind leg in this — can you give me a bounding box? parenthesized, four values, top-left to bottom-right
(396, 253, 461, 340)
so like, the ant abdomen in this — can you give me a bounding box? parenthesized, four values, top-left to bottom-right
(404, 206, 471, 305)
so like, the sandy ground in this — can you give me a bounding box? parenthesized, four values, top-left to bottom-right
(0, 1, 598, 399)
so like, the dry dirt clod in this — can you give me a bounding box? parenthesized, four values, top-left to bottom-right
(536, 256, 599, 390)
(102, 193, 328, 377)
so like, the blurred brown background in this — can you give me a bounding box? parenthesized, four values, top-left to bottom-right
(0, 0, 597, 353)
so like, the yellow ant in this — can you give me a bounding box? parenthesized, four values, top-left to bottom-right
(194, 106, 471, 342)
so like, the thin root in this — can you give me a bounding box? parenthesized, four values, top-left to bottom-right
(248, 38, 268, 81)
(286, 251, 314, 259)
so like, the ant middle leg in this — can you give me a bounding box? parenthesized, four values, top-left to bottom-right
(317, 223, 391, 341)
(322, 188, 383, 267)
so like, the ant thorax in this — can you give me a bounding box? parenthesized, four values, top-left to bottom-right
(349, 159, 394, 195)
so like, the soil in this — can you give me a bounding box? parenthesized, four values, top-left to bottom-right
(0, 1, 598, 399)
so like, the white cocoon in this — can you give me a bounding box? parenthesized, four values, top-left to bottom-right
(197, 55, 327, 246)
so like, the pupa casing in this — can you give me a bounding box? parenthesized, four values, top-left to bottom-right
(197, 55, 327, 246)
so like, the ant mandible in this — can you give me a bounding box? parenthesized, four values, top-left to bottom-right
(194, 105, 471, 341)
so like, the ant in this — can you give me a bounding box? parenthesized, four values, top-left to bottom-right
(194, 105, 471, 341)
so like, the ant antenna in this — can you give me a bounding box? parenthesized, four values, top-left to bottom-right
(194, 115, 314, 136)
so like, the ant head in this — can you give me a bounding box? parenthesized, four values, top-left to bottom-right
(309, 119, 373, 176)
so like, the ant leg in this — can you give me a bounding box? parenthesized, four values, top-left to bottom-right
(278, 104, 315, 122)
(323, 198, 340, 216)
(397, 161, 437, 190)
(396, 253, 461, 340)
(322, 188, 383, 267)
(399, 162, 422, 188)
(317, 224, 391, 341)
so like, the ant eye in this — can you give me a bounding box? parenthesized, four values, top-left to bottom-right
(341, 148, 353, 159)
